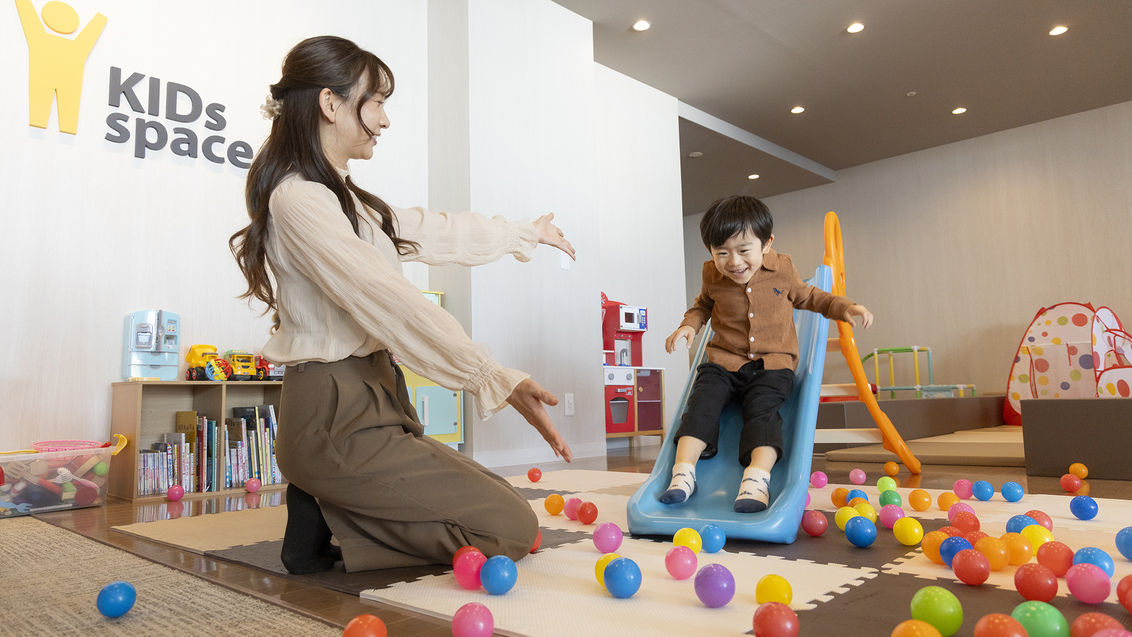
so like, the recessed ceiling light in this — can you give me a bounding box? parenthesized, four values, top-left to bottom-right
(688, 151, 703, 158)
(748, 174, 760, 180)
(790, 106, 805, 114)
(1049, 25, 1068, 36)
(952, 107, 967, 115)
(906, 91, 917, 97)
(847, 23, 864, 34)
(632, 20, 650, 32)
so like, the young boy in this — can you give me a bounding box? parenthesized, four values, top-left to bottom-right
(664, 196, 873, 513)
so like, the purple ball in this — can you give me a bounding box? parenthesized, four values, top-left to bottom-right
(694, 563, 735, 608)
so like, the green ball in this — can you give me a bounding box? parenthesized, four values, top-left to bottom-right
(93, 462, 109, 476)
(877, 476, 897, 493)
(61, 482, 77, 492)
(1011, 601, 1069, 637)
(910, 586, 963, 637)
(879, 489, 903, 507)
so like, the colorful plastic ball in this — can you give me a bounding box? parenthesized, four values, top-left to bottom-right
(664, 545, 696, 580)
(947, 502, 974, 522)
(452, 545, 482, 568)
(879, 504, 906, 529)
(877, 476, 898, 493)
(603, 557, 642, 598)
(810, 471, 828, 488)
(850, 468, 867, 484)
(965, 531, 990, 546)
(1001, 481, 1024, 502)
(951, 511, 980, 535)
(831, 487, 850, 508)
(453, 550, 487, 590)
(938, 492, 960, 512)
(891, 619, 943, 637)
(939, 526, 964, 538)
(1025, 509, 1053, 531)
(845, 516, 877, 548)
(479, 555, 518, 595)
(577, 501, 599, 525)
(1077, 481, 1093, 496)
(531, 528, 542, 553)
(854, 502, 878, 524)
(527, 467, 542, 482)
(1069, 462, 1089, 479)
(975, 537, 1011, 571)
(1006, 515, 1038, 534)
(972, 613, 1028, 637)
(544, 493, 564, 515)
(909, 586, 964, 637)
(563, 497, 582, 520)
(846, 489, 868, 504)
(953, 480, 974, 500)
(1116, 526, 1132, 561)
(835, 506, 861, 531)
(595, 553, 621, 587)
(753, 601, 799, 637)
(245, 478, 261, 493)
(939, 537, 974, 567)
(755, 573, 793, 605)
(1074, 547, 1115, 578)
(972, 480, 994, 501)
(694, 563, 736, 608)
(673, 527, 702, 554)
(1070, 495, 1099, 520)
(1036, 541, 1074, 577)
(452, 602, 493, 637)
(1011, 601, 1068, 637)
(894, 517, 924, 546)
(880, 490, 903, 507)
(884, 461, 900, 477)
(909, 489, 932, 512)
(166, 484, 184, 501)
(343, 614, 388, 637)
(1060, 473, 1083, 492)
(801, 510, 828, 537)
(1020, 525, 1054, 553)
(806, 492, 811, 507)
(1014, 563, 1058, 602)
(922, 531, 950, 565)
(1070, 612, 1125, 637)
(1119, 575, 1132, 613)
(96, 581, 136, 618)
(593, 522, 622, 553)
(699, 524, 726, 553)
(953, 549, 991, 586)
(1001, 532, 1034, 565)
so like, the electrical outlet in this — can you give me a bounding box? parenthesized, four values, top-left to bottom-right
(564, 393, 574, 416)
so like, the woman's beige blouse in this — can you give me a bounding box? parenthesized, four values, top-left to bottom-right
(262, 171, 538, 420)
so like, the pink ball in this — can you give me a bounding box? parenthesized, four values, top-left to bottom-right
(810, 471, 828, 488)
(166, 485, 184, 501)
(1066, 563, 1111, 604)
(453, 550, 487, 590)
(563, 497, 582, 521)
(801, 510, 828, 537)
(849, 469, 866, 485)
(245, 478, 261, 493)
(452, 602, 494, 637)
(947, 502, 975, 522)
(805, 492, 811, 507)
(878, 504, 905, 529)
(593, 522, 623, 554)
(665, 545, 697, 580)
(953, 479, 973, 500)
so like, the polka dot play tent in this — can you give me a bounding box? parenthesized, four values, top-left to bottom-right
(1004, 302, 1132, 425)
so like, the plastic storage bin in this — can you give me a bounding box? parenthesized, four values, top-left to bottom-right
(0, 435, 127, 517)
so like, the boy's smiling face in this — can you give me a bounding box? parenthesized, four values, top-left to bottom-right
(709, 230, 774, 285)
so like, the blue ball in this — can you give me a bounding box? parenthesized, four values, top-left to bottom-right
(1116, 526, 1132, 562)
(844, 516, 877, 548)
(1073, 547, 1115, 578)
(1069, 495, 1099, 521)
(603, 557, 642, 599)
(939, 536, 974, 568)
(1000, 481, 1024, 502)
(699, 524, 726, 553)
(1006, 514, 1039, 534)
(972, 480, 994, 501)
(96, 581, 136, 618)
(479, 555, 517, 595)
(846, 489, 868, 504)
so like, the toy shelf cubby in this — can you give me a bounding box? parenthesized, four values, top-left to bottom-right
(109, 380, 286, 503)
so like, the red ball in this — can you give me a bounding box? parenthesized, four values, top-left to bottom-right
(1121, 579, 1132, 614)
(1060, 473, 1082, 492)
(1014, 562, 1058, 602)
(1117, 574, 1132, 601)
(1070, 612, 1123, 637)
(530, 528, 542, 553)
(577, 501, 598, 525)
(964, 530, 990, 546)
(752, 601, 799, 637)
(452, 545, 482, 569)
(801, 510, 828, 537)
(343, 614, 388, 637)
(527, 467, 542, 482)
(1036, 541, 1074, 577)
(951, 511, 981, 535)
(938, 526, 964, 537)
(953, 548, 991, 586)
(973, 613, 1028, 637)
(1025, 509, 1054, 531)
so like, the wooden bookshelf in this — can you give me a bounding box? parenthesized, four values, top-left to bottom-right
(109, 380, 287, 502)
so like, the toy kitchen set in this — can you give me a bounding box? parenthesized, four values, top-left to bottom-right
(601, 293, 665, 438)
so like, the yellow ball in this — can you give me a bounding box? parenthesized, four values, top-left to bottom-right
(893, 517, 924, 546)
(595, 553, 621, 587)
(853, 502, 878, 524)
(673, 527, 702, 554)
(755, 573, 792, 605)
(1069, 462, 1088, 479)
(835, 506, 861, 531)
(1020, 524, 1054, 551)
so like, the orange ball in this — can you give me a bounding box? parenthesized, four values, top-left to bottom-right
(544, 493, 564, 515)
(908, 489, 932, 512)
(974, 536, 1011, 571)
(1000, 532, 1033, 565)
(973, 613, 1027, 637)
(848, 497, 870, 508)
(937, 492, 960, 512)
(1069, 462, 1088, 479)
(884, 461, 900, 477)
(921, 530, 949, 565)
(343, 614, 388, 637)
(831, 487, 850, 508)
(891, 619, 942, 637)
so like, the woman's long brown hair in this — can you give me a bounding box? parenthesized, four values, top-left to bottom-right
(230, 36, 417, 314)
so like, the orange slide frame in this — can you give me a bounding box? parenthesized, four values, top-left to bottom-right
(824, 212, 921, 474)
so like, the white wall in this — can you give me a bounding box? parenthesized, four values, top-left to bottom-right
(0, 0, 429, 448)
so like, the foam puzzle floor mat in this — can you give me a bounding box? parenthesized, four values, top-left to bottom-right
(360, 470, 1132, 636)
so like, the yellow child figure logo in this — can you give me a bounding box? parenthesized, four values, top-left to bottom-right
(15, 0, 107, 135)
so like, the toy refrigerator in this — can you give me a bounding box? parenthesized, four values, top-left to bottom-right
(122, 310, 180, 380)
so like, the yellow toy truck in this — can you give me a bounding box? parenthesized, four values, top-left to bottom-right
(224, 350, 257, 381)
(185, 344, 231, 381)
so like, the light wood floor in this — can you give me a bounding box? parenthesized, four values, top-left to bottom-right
(32, 442, 1132, 634)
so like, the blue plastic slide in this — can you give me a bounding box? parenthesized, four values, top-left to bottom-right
(626, 265, 832, 543)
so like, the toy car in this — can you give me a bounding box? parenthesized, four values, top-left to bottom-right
(224, 350, 257, 380)
(185, 344, 230, 381)
(255, 356, 285, 381)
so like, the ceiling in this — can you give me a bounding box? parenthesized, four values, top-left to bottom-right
(552, 0, 1132, 215)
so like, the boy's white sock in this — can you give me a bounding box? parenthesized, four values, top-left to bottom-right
(735, 466, 772, 513)
(660, 462, 697, 504)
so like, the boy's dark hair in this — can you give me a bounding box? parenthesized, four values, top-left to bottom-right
(700, 195, 773, 249)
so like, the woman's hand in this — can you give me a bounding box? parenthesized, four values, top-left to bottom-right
(843, 304, 874, 329)
(534, 213, 576, 261)
(666, 326, 696, 353)
(507, 378, 573, 462)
